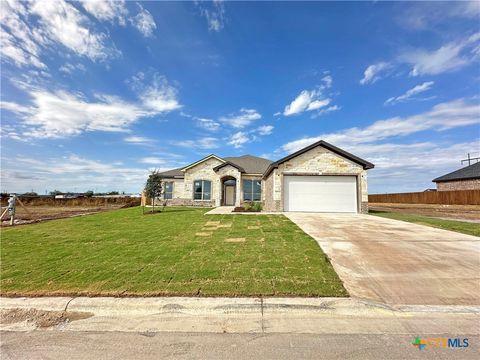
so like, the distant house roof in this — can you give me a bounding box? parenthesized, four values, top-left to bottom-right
(432, 162, 480, 183)
(157, 154, 273, 179)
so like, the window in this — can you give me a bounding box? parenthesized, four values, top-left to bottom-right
(193, 180, 211, 200)
(164, 181, 173, 199)
(243, 180, 261, 201)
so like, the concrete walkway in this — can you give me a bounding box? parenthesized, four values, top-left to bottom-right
(205, 207, 280, 215)
(205, 206, 235, 214)
(286, 212, 480, 306)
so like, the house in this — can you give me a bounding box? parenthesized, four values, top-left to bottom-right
(157, 140, 374, 213)
(432, 162, 480, 191)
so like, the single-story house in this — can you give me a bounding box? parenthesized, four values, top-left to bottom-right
(157, 140, 374, 213)
(432, 162, 480, 191)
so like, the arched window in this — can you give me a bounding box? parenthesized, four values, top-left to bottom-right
(193, 180, 211, 200)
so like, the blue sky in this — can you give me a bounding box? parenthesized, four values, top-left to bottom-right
(1, 0, 479, 194)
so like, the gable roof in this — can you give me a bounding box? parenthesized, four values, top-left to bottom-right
(156, 141, 374, 179)
(222, 155, 272, 174)
(263, 140, 374, 178)
(213, 161, 246, 173)
(180, 154, 225, 171)
(432, 162, 480, 183)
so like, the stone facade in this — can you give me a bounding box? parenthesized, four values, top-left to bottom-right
(437, 179, 480, 191)
(262, 145, 369, 213)
(158, 157, 262, 207)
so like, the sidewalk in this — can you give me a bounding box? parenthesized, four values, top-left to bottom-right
(2, 296, 479, 334)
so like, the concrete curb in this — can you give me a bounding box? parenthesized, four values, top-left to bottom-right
(2, 296, 479, 334)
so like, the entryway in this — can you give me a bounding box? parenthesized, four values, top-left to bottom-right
(221, 176, 237, 206)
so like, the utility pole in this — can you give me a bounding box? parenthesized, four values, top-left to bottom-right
(461, 153, 480, 166)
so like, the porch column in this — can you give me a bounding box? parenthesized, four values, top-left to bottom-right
(235, 178, 241, 207)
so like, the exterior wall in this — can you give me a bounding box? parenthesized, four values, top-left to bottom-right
(437, 179, 480, 191)
(262, 146, 369, 213)
(183, 157, 224, 207)
(215, 165, 242, 206)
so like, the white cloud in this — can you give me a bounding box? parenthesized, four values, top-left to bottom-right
(311, 105, 340, 118)
(124, 136, 154, 145)
(281, 98, 480, 154)
(400, 33, 480, 76)
(321, 74, 333, 89)
(171, 137, 219, 150)
(131, 4, 156, 37)
(360, 62, 391, 85)
(279, 98, 480, 193)
(79, 0, 128, 25)
(196, 118, 221, 132)
(139, 157, 166, 165)
(0, 100, 31, 114)
(385, 81, 435, 105)
(6, 75, 181, 139)
(399, 1, 480, 31)
(29, 0, 116, 61)
(197, 0, 225, 32)
(228, 131, 249, 148)
(283, 89, 331, 116)
(257, 125, 274, 136)
(59, 62, 87, 74)
(220, 108, 262, 128)
(1, 154, 152, 193)
(0, 0, 47, 69)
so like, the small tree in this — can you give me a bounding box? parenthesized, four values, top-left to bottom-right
(84, 190, 94, 198)
(144, 170, 163, 213)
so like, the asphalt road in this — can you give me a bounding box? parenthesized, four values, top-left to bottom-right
(2, 331, 479, 359)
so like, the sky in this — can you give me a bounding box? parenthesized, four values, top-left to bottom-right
(1, 0, 479, 194)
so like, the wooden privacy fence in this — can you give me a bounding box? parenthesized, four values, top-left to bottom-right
(369, 190, 480, 205)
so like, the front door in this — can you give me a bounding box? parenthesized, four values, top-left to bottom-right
(225, 186, 235, 206)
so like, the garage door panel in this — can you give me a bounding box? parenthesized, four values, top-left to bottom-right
(284, 176, 357, 213)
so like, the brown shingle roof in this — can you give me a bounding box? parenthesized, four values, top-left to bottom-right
(223, 155, 272, 174)
(157, 155, 272, 178)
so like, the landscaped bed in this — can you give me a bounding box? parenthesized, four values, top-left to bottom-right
(0, 207, 347, 297)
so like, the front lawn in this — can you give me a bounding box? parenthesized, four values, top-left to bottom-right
(369, 210, 480, 237)
(1, 207, 347, 297)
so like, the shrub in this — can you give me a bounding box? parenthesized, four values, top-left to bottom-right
(252, 201, 262, 212)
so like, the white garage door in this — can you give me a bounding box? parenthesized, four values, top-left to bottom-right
(284, 176, 357, 213)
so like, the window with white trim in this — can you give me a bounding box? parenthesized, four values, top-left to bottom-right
(193, 180, 211, 200)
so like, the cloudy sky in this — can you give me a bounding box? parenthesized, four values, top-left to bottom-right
(1, 0, 479, 194)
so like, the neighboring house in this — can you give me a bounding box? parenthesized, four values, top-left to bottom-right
(432, 162, 480, 191)
(157, 140, 374, 213)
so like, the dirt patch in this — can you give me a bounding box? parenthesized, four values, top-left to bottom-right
(369, 203, 480, 222)
(0, 204, 130, 227)
(225, 237, 246, 243)
(195, 232, 212, 237)
(248, 226, 260, 229)
(0, 308, 93, 328)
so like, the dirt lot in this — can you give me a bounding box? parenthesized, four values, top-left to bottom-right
(369, 203, 480, 222)
(0, 204, 132, 226)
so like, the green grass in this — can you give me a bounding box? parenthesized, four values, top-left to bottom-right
(0, 207, 347, 297)
(369, 210, 480, 237)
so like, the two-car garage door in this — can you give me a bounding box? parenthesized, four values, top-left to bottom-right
(284, 175, 358, 213)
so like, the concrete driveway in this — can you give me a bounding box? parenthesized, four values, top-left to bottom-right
(285, 213, 480, 306)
